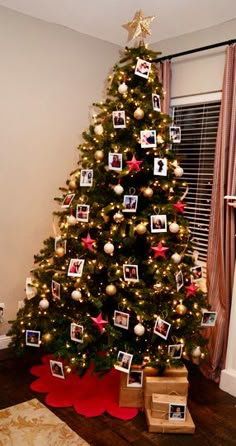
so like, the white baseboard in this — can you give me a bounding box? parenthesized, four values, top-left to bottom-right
(0, 335, 11, 350)
(220, 368, 236, 398)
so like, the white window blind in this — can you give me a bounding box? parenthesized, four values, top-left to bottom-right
(171, 98, 221, 263)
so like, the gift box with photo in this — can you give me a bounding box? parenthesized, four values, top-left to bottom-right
(114, 310, 130, 330)
(80, 169, 93, 187)
(135, 58, 151, 79)
(169, 403, 186, 421)
(112, 111, 126, 128)
(154, 157, 167, 176)
(108, 152, 122, 171)
(127, 370, 143, 388)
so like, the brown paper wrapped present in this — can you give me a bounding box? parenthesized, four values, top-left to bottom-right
(145, 407, 195, 434)
(144, 376, 189, 408)
(119, 371, 143, 407)
(151, 394, 187, 418)
(163, 365, 188, 378)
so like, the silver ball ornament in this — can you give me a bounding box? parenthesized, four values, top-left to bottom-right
(39, 298, 49, 309)
(104, 242, 114, 254)
(94, 124, 104, 135)
(169, 222, 180, 233)
(113, 184, 124, 195)
(134, 107, 144, 120)
(67, 215, 77, 226)
(118, 82, 128, 94)
(171, 252, 182, 264)
(134, 323, 145, 336)
(71, 290, 82, 301)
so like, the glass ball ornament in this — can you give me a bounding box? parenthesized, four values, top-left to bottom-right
(94, 124, 104, 135)
(104, 241, 114, 254)
(55, 246, 65, 257)
(143, 187, 154, 198)
(176, 303, 187, 315)
(134, 107, 144, 120)
(191, 346, 201, 357)
(171, 252, 182, 264)
(39, 298, 49, 309)
(105, 284, 117, 295)
(71, 289, 82, 301)
(134, 322, 145, 336)
(94, 150, 104, 161)
(118, 82, 128, 94)
(169, 222, 180, 233)
(113, 184, 124, 195)
(135, 223, 147, 235)
(67, 215, 77, 226)
(174, 166, 184, 177)
(113, 211, 124, 223)
(68, 179, 77, 190)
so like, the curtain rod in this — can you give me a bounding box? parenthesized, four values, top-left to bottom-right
(152, 39, 236, 62)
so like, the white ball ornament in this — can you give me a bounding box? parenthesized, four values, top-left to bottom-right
(134, 107, 144, 120)
(134, 323, 145, 336)
(67, 215, 77, 226)
(169, 222, 180, 234)
(55, 246, 65, 257)
(94, 124, 104, 135)
(105, 284, 117, 295)
(174, 166, 184, 177)
(171, 252, 182, 264)
(118, 82, 128, 94)
(113, 211, 124, 223)
(104, 241, 114, 254)
(113, 184, 124, 195)
(71, 290, 82, 301)
(191, 346, 201, 358)
(39, 298, 49, 309)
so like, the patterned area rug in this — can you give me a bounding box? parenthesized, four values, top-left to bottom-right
(0, 398, 90, 446)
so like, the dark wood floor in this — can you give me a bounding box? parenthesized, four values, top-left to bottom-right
(1, 349, 236, 446)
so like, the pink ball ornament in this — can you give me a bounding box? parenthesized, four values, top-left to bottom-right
(39, 298, 49, 310)
(169, 222, 180, 233)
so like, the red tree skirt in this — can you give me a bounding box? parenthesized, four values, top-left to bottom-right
(30, 354, 138, 420)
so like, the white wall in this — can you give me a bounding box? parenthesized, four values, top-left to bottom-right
(152, 19, 236, 97)
(0, 6, 120, 336)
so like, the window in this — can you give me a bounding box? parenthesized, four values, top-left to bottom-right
(171, 94, 221, 264)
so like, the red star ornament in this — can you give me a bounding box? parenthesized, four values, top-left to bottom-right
(126, 155, 143, 172)
(185, 282, 199, 297)
(173, 201, 187, 214)
(91, 312, 108, 333)
(81, 233, 96, 251)
(151, 242, 169, 259)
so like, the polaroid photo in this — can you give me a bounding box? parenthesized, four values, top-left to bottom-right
(127, 370, 143, 388)
(114, 351, 133, 374)
(54, 237, 67, 253)
(140, 129, 157, 148)
(108, 152, 122, 171)
(154, 317, 171, 340)
(154, 157, 167, 176)
(191, 265, 203, 281)
(169, 403, 186, 421)
(80, 169, 93, 187)
(50, 360, 65, 379)
(61, 193, 75, 208)
(201, 311, 217, 327)
(152, 93, 161, 112)
(112, 111, 126, 128)
(135, 58, 151, 79)
(175, 270, 184, 292)
(123, 264, 139, 282)
(123, 195, 138, 212)
(67, 259, 85, 277)
(76, 204, 90, 222)
(51, 280, 60, 300)
(114, 310, 130, 330)
(25, 329, 41, 347)
(150, 215, 167, 233)
(0, 303, 4, 322)
(169, 126, 181, 144)
(70, 323, 84, 343)
(168, 344, 183, 359)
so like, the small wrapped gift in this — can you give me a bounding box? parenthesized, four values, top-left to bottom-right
(119, 371, 143, 408)
(151, 394, 187, 418)
(145, 407, 195, 434)
(163, 365, 188, 378)
(144, 376, 189, 408)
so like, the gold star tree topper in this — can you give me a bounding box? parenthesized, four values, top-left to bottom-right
(123, 10, 155, 42)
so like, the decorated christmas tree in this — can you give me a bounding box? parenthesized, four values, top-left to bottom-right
(8, 11, 210, 377)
